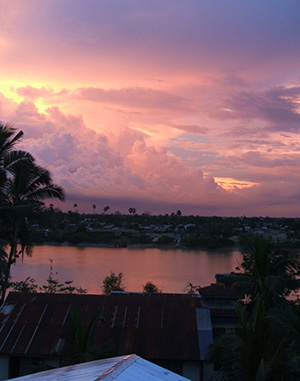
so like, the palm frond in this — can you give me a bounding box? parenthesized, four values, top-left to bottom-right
(0, 124, 23, 157)
(4, 150, 34, 173)
(26, 185, 65, 202)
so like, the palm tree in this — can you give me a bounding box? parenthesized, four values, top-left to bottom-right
(266, 303, 300, 379)
(0, 123, 23, 158)
(0, 161, 65, 302)
(0, 124, 65, 303)
(210, 236, 300, 380)
(210, 301, 284, 381)
(0, 124, 33, 299)
(222, 235, 300, 310)
(103, 205, 110, 214)
(0, 245, 9, 297)
(0, 124, 34, 176)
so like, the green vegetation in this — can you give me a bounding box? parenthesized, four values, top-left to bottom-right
(102, 271, 125, 294)
(10, 260, 87, 294)
(0, 124, 65, 303)
(143, 281, 161, 293)
(210, 236, 300, 380)
(183, 282, 200, 294)
(63, 306, 106, 365)
(24, 209, 300, 253)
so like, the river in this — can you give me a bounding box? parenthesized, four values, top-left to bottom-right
(10, 246, 243, 294)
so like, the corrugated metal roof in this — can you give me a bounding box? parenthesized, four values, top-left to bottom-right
(7, 354, 191, 381)
(0, 291, 237, 368)
(0, 293, 202, 361)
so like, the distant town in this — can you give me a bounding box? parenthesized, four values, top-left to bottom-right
(30, 206, 300, 250)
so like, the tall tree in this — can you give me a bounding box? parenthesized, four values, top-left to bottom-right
(210, 236, 300, 380)
(103, 205, 110, 214)
(0, 124, 65, 303)
(225, 235, 300, 310)
(0, 124, 34, 300)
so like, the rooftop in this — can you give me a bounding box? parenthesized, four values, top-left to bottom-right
(8, 354, 191, 381)
(0, 292, 204, 361)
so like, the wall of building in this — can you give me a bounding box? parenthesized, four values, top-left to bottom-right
(0, 355, 9, 380)
(182, 361, 201, 380)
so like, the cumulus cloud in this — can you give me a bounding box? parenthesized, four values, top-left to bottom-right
(0, 93, 227, 207)
(1, 1, 300, 217)
(16, 86, 69, 100)
(2, 81, 300, 216)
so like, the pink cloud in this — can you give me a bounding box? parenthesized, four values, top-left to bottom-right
(74, 87, 191, 112)
(213, 85, 300, 132)
(12, 102, 300, 216)
(1, 0, 300, 218)
(16, 86, 69, 100)
(0, 93, 238, 212)
(167, 123, 209, 135)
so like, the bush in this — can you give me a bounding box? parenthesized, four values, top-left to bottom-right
(143, 281, 161, 293)
(102, 272, 125, 294)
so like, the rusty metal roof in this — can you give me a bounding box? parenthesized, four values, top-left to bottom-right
(0, 292, 206, 362)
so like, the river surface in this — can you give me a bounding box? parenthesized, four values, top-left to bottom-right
(10, 246, 243, 294)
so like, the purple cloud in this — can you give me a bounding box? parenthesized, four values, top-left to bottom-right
(74, 87, 191, 112)
(214, 85, 300, 132)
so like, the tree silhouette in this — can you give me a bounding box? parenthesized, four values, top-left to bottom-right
(143, 281, 161, 293)
(210, 236, 300, 380)
(103, 205, 110, 214)
(102, 271, 124, 294)
(0, 124, 65, 303)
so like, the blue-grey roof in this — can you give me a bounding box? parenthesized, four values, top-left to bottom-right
(8, 354, 191, 381)
(195, 309, 214, 361)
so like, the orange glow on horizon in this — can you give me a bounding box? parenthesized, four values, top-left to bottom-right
(215, 177, 259, 191)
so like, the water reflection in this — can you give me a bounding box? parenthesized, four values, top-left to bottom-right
(10, 246, 243, 294)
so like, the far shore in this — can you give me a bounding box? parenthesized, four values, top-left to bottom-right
(34, 241, 240, 251)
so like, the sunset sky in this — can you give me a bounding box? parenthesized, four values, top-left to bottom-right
(1, 1, 300, 216)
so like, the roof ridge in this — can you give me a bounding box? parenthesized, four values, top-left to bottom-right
(96, 354, 140, 380)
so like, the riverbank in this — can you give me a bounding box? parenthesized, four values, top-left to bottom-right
(35, 240, 240, 251)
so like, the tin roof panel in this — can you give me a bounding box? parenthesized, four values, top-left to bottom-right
(0, 292, 234, 362)
(8, 354, 191, 380)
